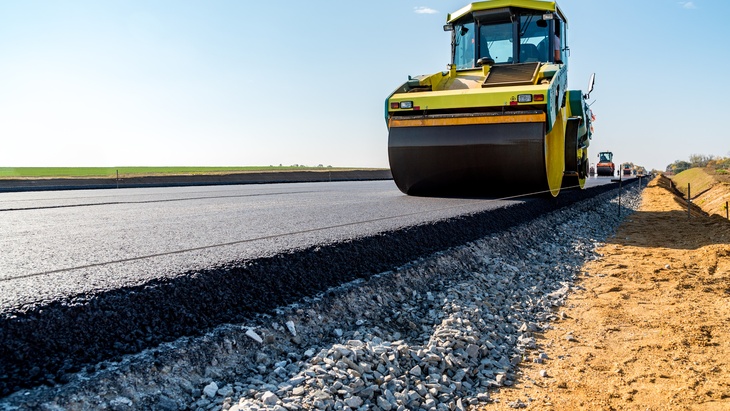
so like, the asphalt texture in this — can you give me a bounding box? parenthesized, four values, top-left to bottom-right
(0, 177, 629, 396)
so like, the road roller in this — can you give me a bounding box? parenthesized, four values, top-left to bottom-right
(596, 151, 615, 176)
(385, 0, 595, 197)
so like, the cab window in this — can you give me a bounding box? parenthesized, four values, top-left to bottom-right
(478, 21, 513, 64)
(453, 21, 475, 69)
(519, 15, 549, 62)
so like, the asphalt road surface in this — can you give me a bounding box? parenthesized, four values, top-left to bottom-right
(0, 178, 618, 312)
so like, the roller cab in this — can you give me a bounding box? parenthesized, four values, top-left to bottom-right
(385, 0, 595, 197)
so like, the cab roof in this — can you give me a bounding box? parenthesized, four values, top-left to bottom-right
(447, 0, 566, 24)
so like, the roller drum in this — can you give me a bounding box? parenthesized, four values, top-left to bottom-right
(596, 166, 614, 177)
(388, 114, 550, 196)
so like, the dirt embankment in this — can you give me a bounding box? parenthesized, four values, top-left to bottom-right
(480, 175, 730, 410)
(671, 167, 730, 220)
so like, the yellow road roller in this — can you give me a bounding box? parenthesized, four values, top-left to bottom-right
(385, 0, 595, 197)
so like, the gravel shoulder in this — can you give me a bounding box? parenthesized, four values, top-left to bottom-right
(483, 175, 730, 410)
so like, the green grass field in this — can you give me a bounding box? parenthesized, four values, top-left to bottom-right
(0, 166, 368, 178)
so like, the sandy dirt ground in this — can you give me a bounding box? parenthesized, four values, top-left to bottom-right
(479, 176, 730, 410)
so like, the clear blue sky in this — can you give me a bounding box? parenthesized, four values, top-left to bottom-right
(1, 0, 727, 171)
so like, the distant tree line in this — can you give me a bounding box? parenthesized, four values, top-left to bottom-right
(666, 153, 730, 174)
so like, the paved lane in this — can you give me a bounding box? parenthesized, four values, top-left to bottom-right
(0, 178, 617, 310)
(1, 180, 510, 310)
